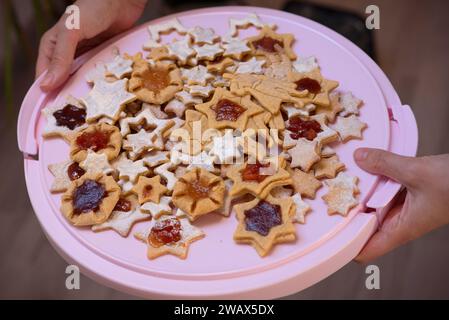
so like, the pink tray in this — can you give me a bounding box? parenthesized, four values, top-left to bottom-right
(17, 7, 418, 299)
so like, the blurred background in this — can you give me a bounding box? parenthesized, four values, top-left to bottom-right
(1, 0, 448, 299)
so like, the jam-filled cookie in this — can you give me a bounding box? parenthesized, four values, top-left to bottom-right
(233, 194, 296, 257)
(69, 123, 121, 162)
(172, 167, 225, 221)
(128, 53, 183, 104)
(61, 172, 121, 226)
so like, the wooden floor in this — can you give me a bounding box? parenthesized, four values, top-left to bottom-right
(1, 0, 448, 299)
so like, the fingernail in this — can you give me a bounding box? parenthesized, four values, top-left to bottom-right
(40, 72, 54, 88)
(354, 148, 368, 161)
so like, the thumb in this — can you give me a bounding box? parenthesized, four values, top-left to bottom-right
(354, 148, 417, 188)
(40, 27, 80, 91)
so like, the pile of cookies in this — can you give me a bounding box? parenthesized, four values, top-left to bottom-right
(43, 13, 367, 259)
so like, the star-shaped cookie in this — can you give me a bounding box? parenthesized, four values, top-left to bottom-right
(188, 26, 219, 44)
(233, 195, 296, 257)
(186, 84, 215, 98)
(193, 43, 223, 61)
(322, 172, 360, 216)
(148, 18, 187, 41)
(141, 150, 169, 167)
(172, 167, 225, 220)
(325, 172, 360, 193)
(287, 69, 339, 107)
(281, 104, 309, 119)
(134, 216, 204, 259)
(140, 196, 172, 219)
(322, 186, 358, 216)
(333, 115, 367, 142)
(85, 63, 108, 84)
(228, 13, 268, 36)
(247, 26, 296, 60)
(79, 150, 114, 175)
(187, 151, 217, 172)
(288, 168, 322, 199)
(48, 160, 83, 193)
(166, 37, 195, 65)
(313, 155, 345, 179)
(236, 57, 266, 74)
(223, 39, 251, 60)
(119, 103, 174, 138)
(42, 95, 87, 140)
(290, 193, 311, 224)
(287, 138, 321, 172)
(207, 130, 243, 164)
(339, 91, 362, 116)
(132, 175, 168, 204)
(227, 157, 292, 199)
(113, 154, 149, 183)
(83, 78, 136, 122)
(180, 65, 214, 86)
(123, 128, 156, 158)
(195, 87, 264, 131)
(105, 54, 133, 79)
(172, 150, 217, 172)
(315, 91, 344, 123)
(175, 90, 203, 106)
(92, 196, 150, 237)
(292, 56, 319, 73)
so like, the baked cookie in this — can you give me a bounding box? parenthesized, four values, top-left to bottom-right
(233, 194, 296, 256)
(61, 172, 121, 226)
(69, 123, 121, 162)
(172, 167, 225, 221)
(128, 54, 183, 104)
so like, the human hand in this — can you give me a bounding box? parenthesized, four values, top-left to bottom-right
(353, 148, 449, 262)
(36, 0, 147, 91)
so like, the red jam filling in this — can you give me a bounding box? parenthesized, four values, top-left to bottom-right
(142, 66, 170, 93)
(186, 179, 211, 200)
(252, 36, 283, 52)
(143, 185, 153, 198)
(76, 129, 110, 152)
(149, 218, 182, 247)
(72, 180, 106, 215)
(244, 200, 282, 236)
(295, 78, 321, 94)
(212, 99, 245, 122)
(241, 161, 270, 182)
(287, 115, 322, 140)
(53, 104, 86, 130)
(114, 198, 132, 212)
(67, 162, 85, 181)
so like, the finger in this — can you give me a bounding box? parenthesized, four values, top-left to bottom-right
(40, 26, 80, 91)
(354, 148, 418, 187)
(355, 201, 411, 263)
(36, 29, 56, 78)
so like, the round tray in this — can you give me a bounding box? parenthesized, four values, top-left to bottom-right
(18, 6, 418, 299)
